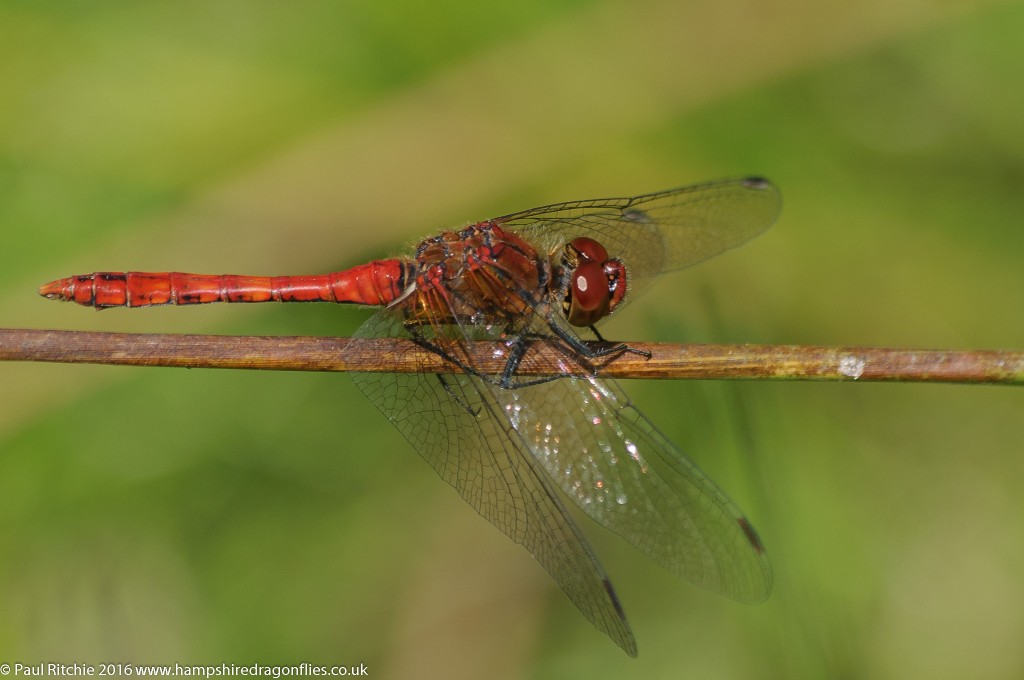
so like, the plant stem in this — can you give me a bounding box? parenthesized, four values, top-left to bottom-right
(2, 328, 1021, 385)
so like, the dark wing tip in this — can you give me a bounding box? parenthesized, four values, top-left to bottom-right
(735, 517, 774, 603)
(737, 517, 767, 555)
(602, 577, 639, 657)
(741, 176, 775, 191)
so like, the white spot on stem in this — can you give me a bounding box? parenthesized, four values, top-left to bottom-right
(839, 355, 866, 380)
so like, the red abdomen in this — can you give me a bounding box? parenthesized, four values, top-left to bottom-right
(39, 261, 410, 309)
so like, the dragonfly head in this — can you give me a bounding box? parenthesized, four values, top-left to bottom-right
(560, 237, 627, 327)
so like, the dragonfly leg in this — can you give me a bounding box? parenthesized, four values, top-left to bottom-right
(589, 325, 653, 359)
(490, 326, 648, 390)
(495, 334, 575, 390)
(545, 320, 651, 361)
(502, 374, 571, 389)
(435, 373, 480, 416)
(498, 335, 529, 387)
(405, 328, 569, 391)
(401, 322, 635, 393)
(405, 333, 479, 377)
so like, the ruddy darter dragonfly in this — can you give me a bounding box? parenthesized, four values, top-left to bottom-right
(40, 176, 782, 656)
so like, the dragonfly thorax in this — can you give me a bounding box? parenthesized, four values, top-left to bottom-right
(559, 237, 627, 327)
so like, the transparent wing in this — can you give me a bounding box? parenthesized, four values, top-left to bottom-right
(489, 319, 773, 602)
(346, 309, 639, 656)
(495, 176, 781, 315)
(343, 179, 777, 652)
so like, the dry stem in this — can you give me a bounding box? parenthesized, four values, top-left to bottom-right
(1, 328, 1021, 384)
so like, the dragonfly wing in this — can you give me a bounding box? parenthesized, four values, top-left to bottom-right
(497, 177, 781, 316)
(487, 327, 773, 603)
(347, 309, 639, 656)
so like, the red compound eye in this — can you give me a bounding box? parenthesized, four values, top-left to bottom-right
(572, 262, 607, 310)
(562, 236, 629, 326)
(566, 261, 610, 326)
(569, 237, 608, 264)
(604, 259, 627, 313)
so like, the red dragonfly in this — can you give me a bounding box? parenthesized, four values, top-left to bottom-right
(41, 176, 781, 656)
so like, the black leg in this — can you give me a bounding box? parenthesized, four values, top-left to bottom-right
(435, 373, 479, 416)
(402, 317, 648, 395)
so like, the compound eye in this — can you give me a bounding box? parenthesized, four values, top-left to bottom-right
(569, 237, 609, 264)
(566, 261, 611, 326)
(604, 259, 627, 313)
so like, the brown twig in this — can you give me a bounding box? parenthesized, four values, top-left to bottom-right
(1, 328, 1021, 384)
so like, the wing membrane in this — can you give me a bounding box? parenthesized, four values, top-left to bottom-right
(347, 310, 639, 656)
(343, 178, 778, 653)
(497, 177, 781, 314)
(489, 357, 773, 603)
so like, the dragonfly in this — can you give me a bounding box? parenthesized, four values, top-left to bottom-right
(40, 176, 782, 656)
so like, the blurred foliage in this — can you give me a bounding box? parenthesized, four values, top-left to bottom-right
(2, 0, 1023, 678)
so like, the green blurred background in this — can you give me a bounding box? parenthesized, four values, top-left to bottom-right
(2, 0, 1023, 677)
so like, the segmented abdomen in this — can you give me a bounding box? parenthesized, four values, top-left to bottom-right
(39, 261, 409, 309)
